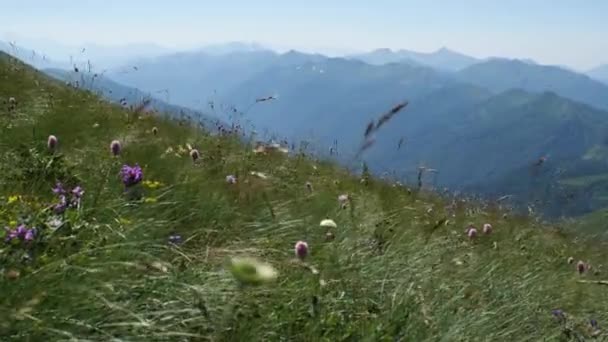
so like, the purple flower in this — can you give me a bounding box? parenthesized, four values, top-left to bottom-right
(72, 186, 85, 199)
(189, 149, 200, 162)
(294, 241, 309, 260)
(54, 195, 68, 214)
(577, 260, 587, 274)
(590, 319, 599, 329)
(121, 164, 143, 187)
(24, 228, 35, 241)
(467, 227, 478, 239)
(52, 182, 66, 195)
(47, 135, 58, 151)
(110, 140, 122, 156)
(552, 309, 566, 323)
(5, 224, 35, 243)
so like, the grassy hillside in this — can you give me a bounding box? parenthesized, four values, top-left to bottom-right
(1, 52, 608, 341)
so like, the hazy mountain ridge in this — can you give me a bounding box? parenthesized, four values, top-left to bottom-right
(43, 68, 218, 125)
(587, 64, 608, 84)
(458, 59, 608, 110)
(349, 47, 480, 71)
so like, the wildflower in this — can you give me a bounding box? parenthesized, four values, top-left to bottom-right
(229, 257, 278, 286)
(577, 260, 587, 274)
(294, 241, 309, 260)
(53, 195, 68, 214)
(590, 318, 599, 329)
(189, 149, 200, 162)
(7, 195, 19, 204)
(320, 219, 337, 228)
(168, 234, 182, 244)
(142, 180, 163, 189)
(338, 194, 349, 204)
(306, 182, 313, 192)
(71, 186, 85, 199)
(152, 127, 158, 135)
(24, 228, 35, 241)
(121, 164, 143, 187)
(5, 224, 35, 243)
(483, 223, 493, 234)
(47, 135, 58, 151)
(567, 257, 574, 264)
(467, 227, 478, 239)
(552, 309, 566, 323)
(226, 175, 237, 184)
(110, 140, 122, 156)
(144, 197, 158, 203)
(52, 182, 66, 195)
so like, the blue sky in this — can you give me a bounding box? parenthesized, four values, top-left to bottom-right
(1, 0, 607, 70)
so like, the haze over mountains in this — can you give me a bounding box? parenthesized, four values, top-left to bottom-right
(4, 41, 608, 217)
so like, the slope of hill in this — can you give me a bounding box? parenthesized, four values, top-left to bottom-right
(2, 52, 608, 340)
(587, 64, 608, 84)
(350, 47, 479, 71)
(459, 59, 608, 110)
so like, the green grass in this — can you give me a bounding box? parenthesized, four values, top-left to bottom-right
(1, 52, 608, 341)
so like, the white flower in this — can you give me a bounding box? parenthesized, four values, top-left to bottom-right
(320, 219, 337, 228)
(229, 257, 278, 285)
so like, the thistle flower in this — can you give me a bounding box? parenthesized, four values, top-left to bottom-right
(189, 149, 200, 162)
(483, 223, 493, 234)
(110, 140, 121, 156)
(225, 175, 237, 184)
(47, 135, 58, 151)
(121, 164, 143, 187)
(320, 219, 337, 228)
(229, 257, 278, 286)
(294, 241, 309, 260)
(467, 227, 478, 239)
(577, 260, 587, 274)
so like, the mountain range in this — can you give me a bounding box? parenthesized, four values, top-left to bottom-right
(10, 42, 608, 217)
(587, 64, 608, 84)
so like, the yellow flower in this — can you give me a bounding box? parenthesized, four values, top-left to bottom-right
(142, 180, 163, 189)
(144, 197, 158, 203)
(9, 220, 17, 227)
(118, 218, 132, 225)
(7, 195, 19, 204)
